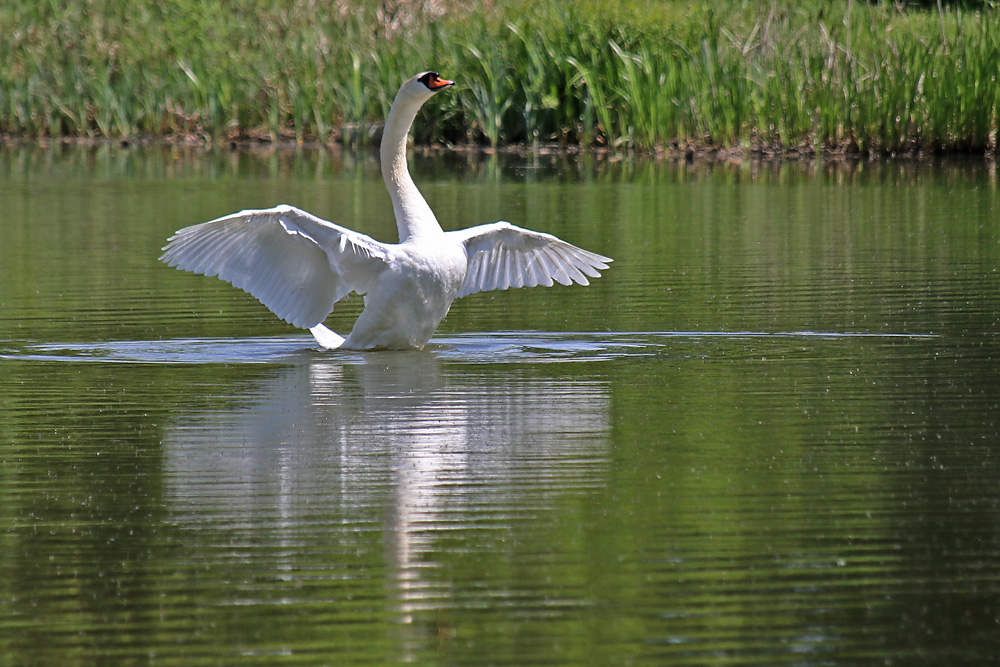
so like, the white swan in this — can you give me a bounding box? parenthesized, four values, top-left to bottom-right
(161, 71, 611, 350)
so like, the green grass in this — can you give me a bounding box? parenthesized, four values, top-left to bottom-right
(1, 0, 998, 154)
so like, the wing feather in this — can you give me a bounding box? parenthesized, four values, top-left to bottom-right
(511, 250, 526, 288)
(161, 204, 390, 328)
(526, 250, 548, 287)
(448, 221, 611, 298)
(553, 245, 589, 285)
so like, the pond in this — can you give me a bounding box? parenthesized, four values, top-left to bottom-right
(1, 144, 999, 664)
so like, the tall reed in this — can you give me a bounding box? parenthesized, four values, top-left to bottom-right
(0, 0, 996, 153)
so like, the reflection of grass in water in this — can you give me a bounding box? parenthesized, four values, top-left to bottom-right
(1, 0, 997, 153)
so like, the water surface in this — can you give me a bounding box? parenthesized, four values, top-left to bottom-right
(1, 145, 999, 664)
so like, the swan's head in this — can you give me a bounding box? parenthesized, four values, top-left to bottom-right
(399, 71, 455, 103)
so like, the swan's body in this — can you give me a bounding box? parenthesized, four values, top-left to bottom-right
(161, 72, 611, 350)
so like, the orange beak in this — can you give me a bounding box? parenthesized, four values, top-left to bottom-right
(428, 75, 455, 91)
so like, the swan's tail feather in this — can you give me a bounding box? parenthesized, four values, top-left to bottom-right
(310, 324, 346, 350)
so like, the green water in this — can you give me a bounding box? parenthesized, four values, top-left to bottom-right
(1, 145, 999, 664)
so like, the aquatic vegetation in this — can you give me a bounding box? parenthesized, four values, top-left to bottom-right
(0, 0, 997, 153)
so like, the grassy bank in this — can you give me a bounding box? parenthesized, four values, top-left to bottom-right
(2, 0, 998, 154)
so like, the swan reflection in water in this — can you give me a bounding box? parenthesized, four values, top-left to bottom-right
(161, 350, 610, 633)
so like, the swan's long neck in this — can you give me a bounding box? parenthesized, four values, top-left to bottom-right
(381, 92, 442, 243)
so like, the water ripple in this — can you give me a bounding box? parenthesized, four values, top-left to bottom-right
(0, 330, 939, 365)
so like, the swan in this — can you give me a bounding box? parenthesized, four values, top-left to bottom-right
(161, 71, 611, 350)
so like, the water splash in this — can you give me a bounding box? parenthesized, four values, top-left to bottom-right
(1, 330, 939, 366)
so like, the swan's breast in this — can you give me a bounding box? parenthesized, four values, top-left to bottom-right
(342, 241, 467, 350)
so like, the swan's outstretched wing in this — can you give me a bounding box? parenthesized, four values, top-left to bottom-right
(161, 205, 389, 328)
(449, 221, 611, 298)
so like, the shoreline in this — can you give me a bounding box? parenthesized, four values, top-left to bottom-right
(4, 132, 997, 165)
